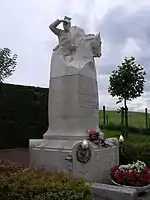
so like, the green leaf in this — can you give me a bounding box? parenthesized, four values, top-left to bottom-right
(108, 56, 146, 106)
(0, 48, 17, 82)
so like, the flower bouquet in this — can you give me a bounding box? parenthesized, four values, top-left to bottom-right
(87, 129, 108, 147)
(111, 160, 150, 193)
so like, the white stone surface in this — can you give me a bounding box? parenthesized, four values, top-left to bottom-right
(50, 33, 101, 78)
(72, 142, 119, 183)
(50, 53, 97, 79)
(45, 16, 102, 138)
(30, 139, 119, 183)
(106, 138, 119, 146)
(44, 74, 100, 139)
(91, 182, 138, 200)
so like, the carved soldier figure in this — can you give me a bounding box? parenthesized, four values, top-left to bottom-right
(46, 16, 102, 134)
(49, 16, 77, 57)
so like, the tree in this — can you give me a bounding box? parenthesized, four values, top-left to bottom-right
(108, 56, 146, 137)
(0, 48, 17, 83)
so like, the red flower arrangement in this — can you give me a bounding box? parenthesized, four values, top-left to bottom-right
(111, 161, 150, 187)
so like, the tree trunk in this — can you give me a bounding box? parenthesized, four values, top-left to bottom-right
(121, 107, 124, 126)
(103, 105, 106, 127)
(124, 99, 128, 138)
(121, 107, 125, 136)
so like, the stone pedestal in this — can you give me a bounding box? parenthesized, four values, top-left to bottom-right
(29, 55, 119, 183)
(29, 59, 119, 183)
(44, 57, 100, 139)
(30, 139, 119, 183)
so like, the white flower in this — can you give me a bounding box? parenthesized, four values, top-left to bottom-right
(119, 160, 146, 173)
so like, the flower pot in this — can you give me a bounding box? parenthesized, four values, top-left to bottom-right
(111, 179, 150, 194)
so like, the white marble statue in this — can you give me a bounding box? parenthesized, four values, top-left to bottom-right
(45, 16, 102, 138)
(30, 17, 119, 182)
(49, 16, 102, 68)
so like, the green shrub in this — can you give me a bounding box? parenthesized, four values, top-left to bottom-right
(0, 161, 92, 200)
(100, 123, 150, 135)
(120, 143, 150, 166)
(0, 160, 24, 175)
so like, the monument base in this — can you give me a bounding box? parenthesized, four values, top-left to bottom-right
(43, 130, 89, 140)
(43, 129, 104, 140)
(29, 137, 119, 183)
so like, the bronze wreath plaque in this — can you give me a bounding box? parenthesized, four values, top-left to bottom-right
(76, 144, 91, 163)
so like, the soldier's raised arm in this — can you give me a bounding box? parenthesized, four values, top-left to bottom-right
(49, 19, 63, 36)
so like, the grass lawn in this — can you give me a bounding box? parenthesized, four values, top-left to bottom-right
(99, 110, 150, 128)
(103, 129, 150, 147)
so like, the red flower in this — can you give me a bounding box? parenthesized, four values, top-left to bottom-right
(110, 165, 150, 187)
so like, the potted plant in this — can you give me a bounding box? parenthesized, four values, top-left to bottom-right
(111, 160, 150, 193)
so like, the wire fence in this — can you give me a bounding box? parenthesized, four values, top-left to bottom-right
(99, 106, 150, 133)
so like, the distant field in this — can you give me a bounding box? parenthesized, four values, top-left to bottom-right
(99, 110, 150, 128)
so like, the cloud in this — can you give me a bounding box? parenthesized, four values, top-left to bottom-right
(0, 0, 150, 111)
(98, 5, 150, 74)
(94, 4, 150, 110)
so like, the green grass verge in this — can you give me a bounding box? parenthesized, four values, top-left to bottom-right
(104, 129, 150, 147)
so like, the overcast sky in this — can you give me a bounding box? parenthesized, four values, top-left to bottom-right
(0, 0, 150, 111)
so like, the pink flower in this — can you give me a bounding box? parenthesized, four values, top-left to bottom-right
(88, 129, 97, 135)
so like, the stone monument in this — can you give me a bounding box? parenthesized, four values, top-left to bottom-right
(30, 16, 119, 183)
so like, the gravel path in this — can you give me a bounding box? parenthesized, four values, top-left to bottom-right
(0, 148, 29, 167)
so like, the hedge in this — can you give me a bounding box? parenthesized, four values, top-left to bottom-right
(119, 143, 150, 166)
(0, 160, 92, 200)
(0, 83, 48, 149)
(100, 123, 150, 135)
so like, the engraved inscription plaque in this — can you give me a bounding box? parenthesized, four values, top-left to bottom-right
(78, 75, 99, 129)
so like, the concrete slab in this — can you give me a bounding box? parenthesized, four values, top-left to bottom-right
(91, 182, 138, 200)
